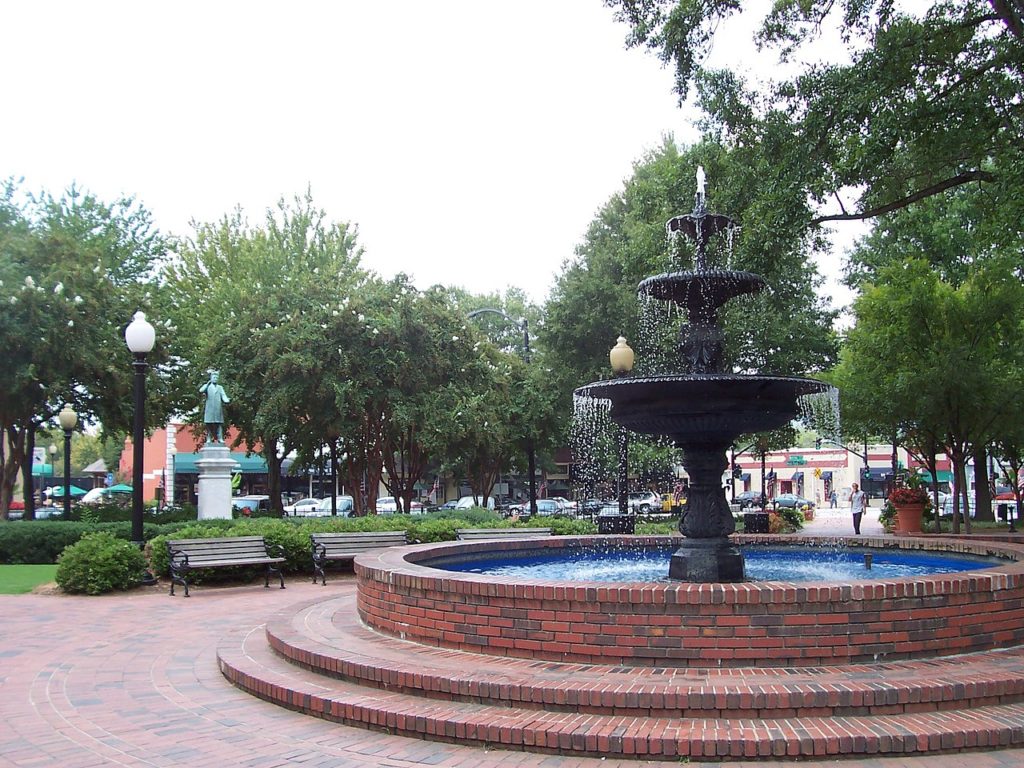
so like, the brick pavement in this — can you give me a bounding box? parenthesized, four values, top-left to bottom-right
(1, 570, 1023, 766)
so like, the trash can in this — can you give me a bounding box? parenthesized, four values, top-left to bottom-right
(743, 512, 770, 534)
(598, 514, 636, 534)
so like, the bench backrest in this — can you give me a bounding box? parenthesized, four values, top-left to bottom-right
(310, 531, 408, 556)
(167, 536, 272, 563)
(456, 527, 552, 540)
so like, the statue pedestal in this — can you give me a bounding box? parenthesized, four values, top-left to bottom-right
(196, 444, 237, 520)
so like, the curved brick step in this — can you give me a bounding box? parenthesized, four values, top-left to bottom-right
(218, 620, 1024, 761)
(267, 594, 1024, 719)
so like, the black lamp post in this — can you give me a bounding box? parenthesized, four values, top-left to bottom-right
(47, 443, 57, 505)
(57, 406, 77, 517)
(467, 308, 537, 516)
(124, 311, 155, 546)
(610, 336, 635, 514)
(327, 430, 339, 517)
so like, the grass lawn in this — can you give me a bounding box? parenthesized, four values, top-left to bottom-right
(0, 564, 58, 594)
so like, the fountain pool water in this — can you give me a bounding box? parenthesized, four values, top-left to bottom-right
(434, 543, 1003, 583)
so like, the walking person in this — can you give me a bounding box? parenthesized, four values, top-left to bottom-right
(850, 482, 867, 535)
(830, 489, 837, 508)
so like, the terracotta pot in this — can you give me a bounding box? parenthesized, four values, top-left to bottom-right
(894, 503, 926, 534)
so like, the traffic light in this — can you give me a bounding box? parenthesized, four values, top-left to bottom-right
(814, 438, 822, 450)
(861, 468, 870, 482)
(732, 465, 742, 479)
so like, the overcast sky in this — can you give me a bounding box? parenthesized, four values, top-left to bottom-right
(1, 1, 857, 308)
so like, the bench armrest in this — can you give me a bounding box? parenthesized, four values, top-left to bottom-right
(265, 542, 286, 559)
(167, 546, 190, 570)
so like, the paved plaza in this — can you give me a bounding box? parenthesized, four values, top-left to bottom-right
(2, 509, 1022, 768)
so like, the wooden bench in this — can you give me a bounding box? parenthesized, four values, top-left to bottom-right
(166, 536, 286, 597)
(456, 527, 553, 541)
(310, 531, 409, 585)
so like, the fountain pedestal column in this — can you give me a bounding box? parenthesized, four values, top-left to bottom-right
(669, 443, 745, 582)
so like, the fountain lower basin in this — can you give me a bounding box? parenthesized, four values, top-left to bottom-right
(355, 535, 1024, 668)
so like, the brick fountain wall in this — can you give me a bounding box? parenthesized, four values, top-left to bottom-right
(355, 535, 1024, 668)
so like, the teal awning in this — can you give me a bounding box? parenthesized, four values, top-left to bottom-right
(173, 452, 268, 474)
(32, 463, 54, 477)
(918, 470, 953, 484)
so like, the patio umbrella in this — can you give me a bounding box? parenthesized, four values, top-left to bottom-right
(105, 484, 133, 494)
(49, 485, 88, 498)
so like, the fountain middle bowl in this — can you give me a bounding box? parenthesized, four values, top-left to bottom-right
(355, 535, 1024, 669)
(575, 374, 831, 440)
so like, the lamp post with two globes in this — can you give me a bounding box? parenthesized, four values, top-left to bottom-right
(57, 406, 77, 517)
(124, 311, 155, 545)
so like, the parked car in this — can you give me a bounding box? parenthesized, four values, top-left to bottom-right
(735, 491, 763, 510)
(551, 497, 577, 514)
(454, 496, 496, 510)
(627, 491, 660, 513)
(232, 495, 272, 515)
(375, 496, 398, 514)
(437, 500, 459, 511)
(284, 497, 321, 515)
(533, 499, 561, 516)
(773, 494, 815, 511)
(579, 499, 607, 517)
(312, 495, 354, 517)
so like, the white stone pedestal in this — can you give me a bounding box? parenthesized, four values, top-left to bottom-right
(196, 444, 238, 520)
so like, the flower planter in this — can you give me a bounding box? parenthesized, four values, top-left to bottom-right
(894, 503, 925, 534)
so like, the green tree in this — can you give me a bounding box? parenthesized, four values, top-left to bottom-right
(834, 258, 1024, 532)
(165, 192, 365, 514)
(608, 1, 1024, 231)
(0, 181, 168, 520)
(544, 138, 836, 396)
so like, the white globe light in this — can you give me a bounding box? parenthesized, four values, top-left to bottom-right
(58, 404, 78, 431)
(125, 311, 156, 354)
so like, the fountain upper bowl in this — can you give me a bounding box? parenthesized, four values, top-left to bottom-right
(575, 374, 832, 442)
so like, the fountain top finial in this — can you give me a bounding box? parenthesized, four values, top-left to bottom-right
(695, 166, 706, 213)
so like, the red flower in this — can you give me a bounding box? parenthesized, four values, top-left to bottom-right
(889, 486, 929, 505)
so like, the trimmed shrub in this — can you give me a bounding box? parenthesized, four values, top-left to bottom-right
(548, 517, 598, 536)
(55, 532, 148, 594)
(636, 518, 677, 535)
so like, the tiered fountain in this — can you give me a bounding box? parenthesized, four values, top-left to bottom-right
(575, 168, 830, 581)
(219, 168, 1024, 761)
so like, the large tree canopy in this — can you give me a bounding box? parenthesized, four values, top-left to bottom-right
(543, 137, 837, 395)
(0, 182, 169, 519)
(608, 0, 1024, 228)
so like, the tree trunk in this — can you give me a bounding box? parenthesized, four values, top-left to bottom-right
(264, 443, 284, 515)
(383, 426, 429, 514)
(1, 424, 28, 521)
(973, 444, 994, 521)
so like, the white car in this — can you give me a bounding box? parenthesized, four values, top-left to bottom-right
(454, 496, 496, 510)
(312, 495, 354, 517)
(375, 496, 398, 514)
(551, 496, 578, 513)
(284, 497, 321, 515)
(627, 491, 661, 513)
(80, 488, 108, 505)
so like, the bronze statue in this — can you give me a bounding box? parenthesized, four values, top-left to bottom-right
(199, 371, 230, 443)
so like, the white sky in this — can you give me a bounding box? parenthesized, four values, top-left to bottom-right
(0, 0, 858, 309)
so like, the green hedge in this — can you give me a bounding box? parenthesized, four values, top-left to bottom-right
(3, 511, 597, 571)
(0, 519, 230, 564)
